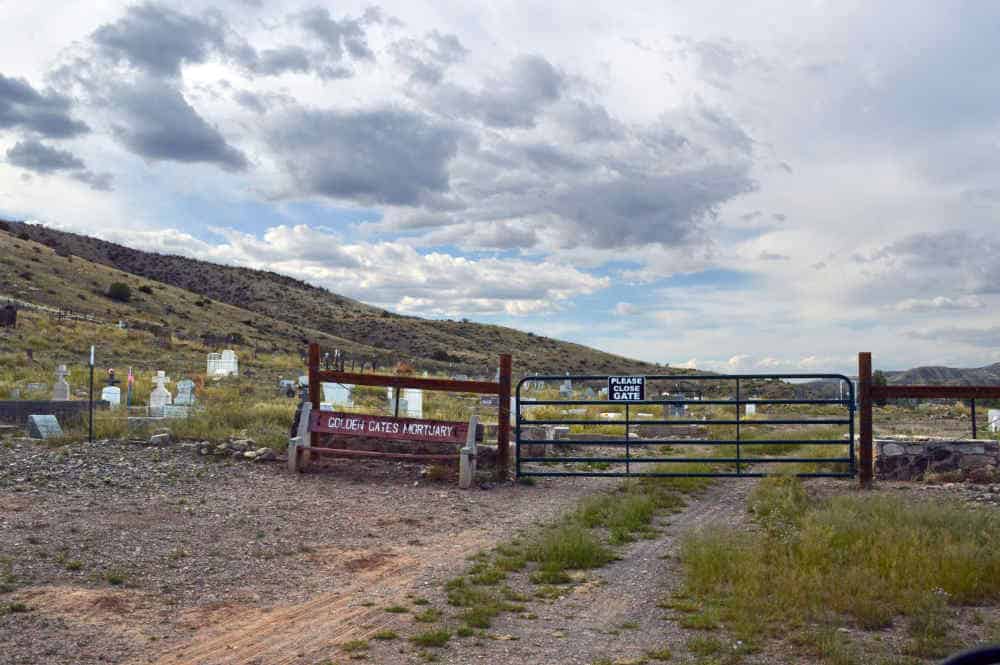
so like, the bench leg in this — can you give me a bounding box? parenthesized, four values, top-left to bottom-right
(288, 438, 299, 473)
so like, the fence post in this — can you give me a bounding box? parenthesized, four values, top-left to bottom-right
(858, 352, 873, 489)
(497, 354, 512, 481)
(306, 342, 321, 468)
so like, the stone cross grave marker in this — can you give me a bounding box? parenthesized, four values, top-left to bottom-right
(27, 414, 63, 439)
(52, 365, 70, 401)
(175, 379, 196, 406)
(150, 371, 172, 412)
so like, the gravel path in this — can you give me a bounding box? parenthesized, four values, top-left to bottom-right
(358, 479, 759, 665)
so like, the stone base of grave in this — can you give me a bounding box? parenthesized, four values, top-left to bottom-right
(876, 438, 1000, 483)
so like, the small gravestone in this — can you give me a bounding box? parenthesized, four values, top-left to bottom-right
(27, 415, 63, 439)
(52, 364, 71, 401)
(323, 382, 353, 407)
(990, 409, 1000, 434)
(0, 304, 16, 328)
(175, 379, 196, 406)
(149, 371, 172, 413)
(745, 402, 757, 416)
(101, 386, 121, 408)
(9, 387, 20, 399)
(26, 382, 47, 393)
(162, 404, 190, 419)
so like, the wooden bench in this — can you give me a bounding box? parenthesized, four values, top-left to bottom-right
(289, 406, 484, 488)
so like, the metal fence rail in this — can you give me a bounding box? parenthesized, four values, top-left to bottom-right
(515, 373, 856, 479)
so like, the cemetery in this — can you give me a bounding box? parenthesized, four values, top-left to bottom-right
(2, 316, 1000, 665)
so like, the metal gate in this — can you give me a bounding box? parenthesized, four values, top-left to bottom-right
(515, 373, 855, 478)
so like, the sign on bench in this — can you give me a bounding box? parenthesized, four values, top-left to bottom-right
(290, 410, 483, 488)
(309, 411, 478, 445)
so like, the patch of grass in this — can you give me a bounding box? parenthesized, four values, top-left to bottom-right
(340, 639, 369, 653)
(410, 629, 451, 648)
(525, 522, 614, 574)
(372, 629, 398, 640)
(686, 635, 723, 657)
(646, 645, 673, 661)
(65, 560, 83, 571)
(105, 570, 126, 586)
(2, 601, 29, 614)
(383, 605, 408, 613)
(413, 607, 442, 623)
(681, 476, 1000, 654)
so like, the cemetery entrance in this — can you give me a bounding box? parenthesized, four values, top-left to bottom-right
(515, 373, 856, 479)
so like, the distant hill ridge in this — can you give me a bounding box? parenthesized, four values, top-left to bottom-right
(0, 219, 667, 376)
(886, 363, 1000, 386)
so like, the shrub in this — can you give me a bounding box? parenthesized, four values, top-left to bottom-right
(107, 282, 131, 302)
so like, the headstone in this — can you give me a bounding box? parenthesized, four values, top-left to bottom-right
(149, 371, 172, 413)
(0, 304, 16, 328)
(27, 415, 63, 439)
(559, 380, 572, 398)
(9, 387, 20, 399)
(221, 349, 238, 376)
(162, 404, 190, 419)
(745, 403, 757, 416)
(175, 379, 196, 406)
(52, 365, 70, 401)
(387, 388, 423, 418)
(206, 352, 221, 375)
(26, 382, 47, 392)
(989, 409, 1000, 434)
(101, 386, 121, 408)
(323, 382, 353, 407)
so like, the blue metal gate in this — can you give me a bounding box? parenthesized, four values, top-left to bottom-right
(514, 373, 855, 478)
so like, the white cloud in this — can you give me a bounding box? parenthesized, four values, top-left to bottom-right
(614, 302, 637, 316)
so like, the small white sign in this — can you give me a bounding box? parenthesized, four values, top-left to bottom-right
(608, 376, 645, 401)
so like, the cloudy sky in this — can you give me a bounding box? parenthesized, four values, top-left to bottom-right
(1, 1, 998, 373)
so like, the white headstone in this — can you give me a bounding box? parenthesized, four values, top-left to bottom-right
(387, 388, 423, 418)
(101, 386, 121, 408)
(323, 383, 353, 407)
(989, 409, 1000, 434)
(52, 365, 70, 401)
(207, 351, 238, 377)
(221, 349, 238, 376)
(175, 379, 196, 406)
(150, 371, 172, 412)
(745, 403, 757, 416)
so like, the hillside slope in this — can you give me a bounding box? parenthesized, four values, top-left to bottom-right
(0, 220, 665, 376)
(887, 363, 1000, 386)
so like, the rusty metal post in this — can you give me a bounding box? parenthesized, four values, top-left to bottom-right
(858, 352, 873, 489)
(307, 342, 321, 467)
(497, 354, 512, 481)
(971, 398, 977, 439)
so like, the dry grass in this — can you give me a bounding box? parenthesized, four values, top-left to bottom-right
(680, 476, 1000, 661)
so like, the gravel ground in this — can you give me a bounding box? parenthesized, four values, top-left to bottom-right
(0, 436, 611, 665)
(3, 436, 1000, 665)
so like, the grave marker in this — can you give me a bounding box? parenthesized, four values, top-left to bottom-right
(27, 414, 63, 439)
(101, 386, 121, 407)
(175, 379, 196, 406)
(149, 371, 172, 413)
(52, 365, 70, 401)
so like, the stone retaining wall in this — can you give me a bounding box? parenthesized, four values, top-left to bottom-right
(0, 400, 106, 426)
(876, 438, 1000, 483)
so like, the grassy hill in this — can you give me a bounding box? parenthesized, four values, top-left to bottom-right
(886, 363, 1000, 386)
(0, 219, 667, 378)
